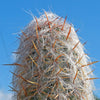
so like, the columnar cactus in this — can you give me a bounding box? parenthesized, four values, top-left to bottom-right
(11, 11, 98, 100)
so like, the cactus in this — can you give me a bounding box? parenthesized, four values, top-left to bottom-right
(10, 11, 98, 100)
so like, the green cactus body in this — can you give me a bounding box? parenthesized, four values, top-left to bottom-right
(12, 12, 96, 100)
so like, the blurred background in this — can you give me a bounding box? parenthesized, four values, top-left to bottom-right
(0, 0, 100, 100)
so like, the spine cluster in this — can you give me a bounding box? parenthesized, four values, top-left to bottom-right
(10, 11, 98, 100)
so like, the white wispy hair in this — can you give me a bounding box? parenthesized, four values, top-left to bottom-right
(13, 11, 95, 100)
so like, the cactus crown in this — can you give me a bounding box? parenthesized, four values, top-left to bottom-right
(11, 11, 97, 100)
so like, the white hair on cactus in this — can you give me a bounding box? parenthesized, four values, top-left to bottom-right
(11, 11, 97, 100)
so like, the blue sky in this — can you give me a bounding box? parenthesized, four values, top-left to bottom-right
(0, 0, 100, 99)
